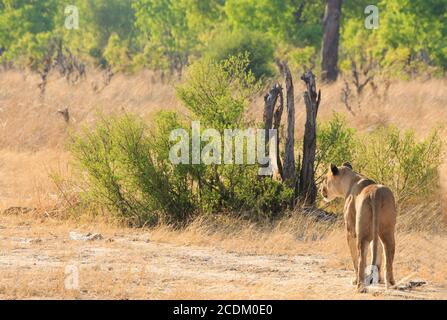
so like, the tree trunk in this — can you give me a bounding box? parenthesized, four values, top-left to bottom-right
(321, 0, 343, 83)
(263, 85, 278, 136)
(299, 71, 321, 207)
(272, 87, 284, 179)
(262, 84, 282, 178)
(279, 62, 295, 186)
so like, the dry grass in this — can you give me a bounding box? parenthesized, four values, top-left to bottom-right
(0, 70, 184, 151)
(0, 70, 446, 299)
(1, 70, 446, 150)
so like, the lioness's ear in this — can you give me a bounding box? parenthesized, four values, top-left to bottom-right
(330, 163, 339, 175)
(342, 162, 352, 169)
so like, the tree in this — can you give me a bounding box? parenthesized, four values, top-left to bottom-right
(0, 0, 59, 68)
(103, 33, 131, 72)
(279, 62, 295, 186)
(340, 0, 447, 77)
(132, 0, 222, 75)
(321, 0, 343, 82)
(225, 0, 324, 47)
(299, 71, 321, 206)
(62, 0, 136, 66)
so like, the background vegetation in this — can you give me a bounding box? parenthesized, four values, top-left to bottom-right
(1, 0, 446, 77)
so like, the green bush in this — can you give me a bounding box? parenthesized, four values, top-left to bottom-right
(70, 113, 195, 226)
(355, 126, 443, 205)
(316, 113, 443, 207)
(70, 114, 293, 224)
(316, 113, 356, 184)
(177, 54, 292, 217)
(177, 53, 259, 129)
(234, 174, 294, 218)
(70, 61, 443, 228)
(205, 29, 274, 80)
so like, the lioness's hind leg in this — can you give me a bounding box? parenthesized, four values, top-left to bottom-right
(378, 241, 384, 284)
(370, 241, 384, 283)
(380, 232, 396, 288)
(357, 239, 369, 293)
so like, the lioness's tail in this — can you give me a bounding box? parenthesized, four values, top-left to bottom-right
(371, 192, 380, 266)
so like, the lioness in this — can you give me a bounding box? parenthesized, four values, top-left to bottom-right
(320, 162, 397, 293)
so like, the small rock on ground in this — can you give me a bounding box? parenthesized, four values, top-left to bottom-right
(69, 231, 103, 241)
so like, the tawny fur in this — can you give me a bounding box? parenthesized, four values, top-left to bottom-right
(321, 163, 397, 293)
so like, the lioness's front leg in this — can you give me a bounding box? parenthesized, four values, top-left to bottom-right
(344, 196, 358, 285)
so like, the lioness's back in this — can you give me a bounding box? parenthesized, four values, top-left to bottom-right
(361, 184, 397, 231)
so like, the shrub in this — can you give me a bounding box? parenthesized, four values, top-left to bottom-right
(235, 175, 294, 218)
(355, 126, 443, 206)
(176, 53, 259, 129)
(205, 29, 274, 80)
(71, 113, 293, 224)
(177, 54, 292, 217)
(316, 113, 355, 183)
(71, 59, 443, 229)
(277, 46, 319, 75)
(316, 113, 443, 208)
(70, 113, 195, 226)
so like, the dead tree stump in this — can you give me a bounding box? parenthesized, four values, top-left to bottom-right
(262, 84, 283, 179)
(299, 71, 321, 207)
(279, 62, 295, 186)
(272, 86, 284, 179)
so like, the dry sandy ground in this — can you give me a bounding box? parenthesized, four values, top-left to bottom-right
(0, 215, 446, 300)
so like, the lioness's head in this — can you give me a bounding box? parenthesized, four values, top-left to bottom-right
(320, 162, 353, 202)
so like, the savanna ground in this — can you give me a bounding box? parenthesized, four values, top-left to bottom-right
(0, 71, 446, 299)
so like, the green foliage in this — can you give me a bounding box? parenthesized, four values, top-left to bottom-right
(70, 113, 195, 226)
(317, 113, 443, 206)
(132, 0, 223, 73)
(205, 29, 274, 80)
(316, 113, 355, 183)
(340, 0, 447, 77)
(0, 0, 137, 68)
(0, 0, 59, 68)
(56, 0, 136, 66)
(103, 33, 131, 72)
(177, 55, 291, 216)
(233, 174, 294, 218)
(80, 0, 135, 49)
(224, 0, 324, 48)
(177, 53, 260, 128)
(132, 0, 191, 73)
(355, 126, 443, 205)
(283, 45, 318, 75)
(1, 0, 446, 76)
(0, 0, 58, 46)
(4, 32, 52, 70)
